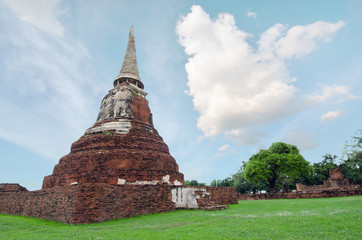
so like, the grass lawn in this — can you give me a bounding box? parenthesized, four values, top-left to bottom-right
(0, 196, 361, 239)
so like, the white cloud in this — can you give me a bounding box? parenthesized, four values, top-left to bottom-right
(218, 144, 230, 152)
(0, 0, 64, 36)
(321, 110, 346, 122)
(246, 10, 257, 18)
(225, 129, 267, 146)
(308, 85, 357, 103)
(275, 21, 345, 59)
(176, 5, 345, 145)
(282, 130, 319, 151)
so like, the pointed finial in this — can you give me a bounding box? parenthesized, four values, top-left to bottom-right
(114, 26, 144, 89)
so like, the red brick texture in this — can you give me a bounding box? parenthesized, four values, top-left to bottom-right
(72, 183, 175, 224)
(42, 121, 184, 189)
(194, 186, 238, 209)
(0, 184, 175, 224)
(0, 183, 28, 192)
(0, 184, 237, 224)
(0, 186, 78, 223)
(202, 186, 238, 205)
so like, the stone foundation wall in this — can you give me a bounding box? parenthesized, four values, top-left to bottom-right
(238, 189, 362, 201)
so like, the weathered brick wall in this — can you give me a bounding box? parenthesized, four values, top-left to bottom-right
(0, 186, 78, 223)
(0, 183, 28, 192)
(1, 184, 237, 224)
(171, 186, 238, 209)
(201, 186, 238, 205)
(72, 183, 175, 224)
(0, 184, 175, 224)
(238, 189, 362, 200)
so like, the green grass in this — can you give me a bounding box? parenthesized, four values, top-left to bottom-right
(1, 196, 361, 239)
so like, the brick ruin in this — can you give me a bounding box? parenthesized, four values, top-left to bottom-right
(0, 183, 28, 192)
(296, 167, 352, 193)
(0, 27, 237, 224)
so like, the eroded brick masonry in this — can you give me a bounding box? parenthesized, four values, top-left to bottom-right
(0, 27, 237, 224)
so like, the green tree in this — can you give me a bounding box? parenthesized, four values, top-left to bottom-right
(185, 180, 206, 186)
(189, 180, 199, 186)
(310, 153, 338, 185)
(210, 178, 233, 187)
(340, 129, 362, 185)
(231, 162, 267, 194)
(244, 142, 312, 193)
(342, 129, 362, 172)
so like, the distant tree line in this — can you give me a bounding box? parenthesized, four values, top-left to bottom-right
(209, 129, 361, 194)
(184, 180, 206, 186)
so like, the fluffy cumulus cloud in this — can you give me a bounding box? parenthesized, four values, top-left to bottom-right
(176, 5, 347, 145)
(0, 1, 101, 159)
(321, 110, 346, 122)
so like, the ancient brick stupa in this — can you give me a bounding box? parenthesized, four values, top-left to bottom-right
(0, 27, 237, 224)
(43, 27, 184, 189)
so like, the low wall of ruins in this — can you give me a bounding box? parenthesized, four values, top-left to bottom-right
(172, 186, 238, 209)
(72, 183, 174, 224)
(0, 186, 78, 223)
(238, 189, 362, 201)
(0, 184, 174, 224)
(0, 184, 237, 224)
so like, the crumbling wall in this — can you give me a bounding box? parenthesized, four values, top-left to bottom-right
(1, 183, 237, 224)
(296, 167, 352, 193)
(171, 186, 237, 209)
(0, 183, 28, 192)
(72, 183, 175, 224)
(238, 189, 362, 200)
(0, 184, 175, 224)
(0, 186, 78, 223)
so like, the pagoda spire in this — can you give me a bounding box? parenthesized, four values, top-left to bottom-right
(114, 26, 144, 89)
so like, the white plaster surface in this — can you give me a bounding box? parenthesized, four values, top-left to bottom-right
(171, 187, 211, 209)
(117, 178, 126, 185)
(173, 180, 182, 186)
(162, 175, 170, 184)
(85, 119, 132, 135)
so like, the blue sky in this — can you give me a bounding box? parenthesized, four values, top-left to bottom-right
(0, 0, 361, 190)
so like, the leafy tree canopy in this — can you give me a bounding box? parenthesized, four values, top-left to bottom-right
(244, 142, 312, 192)
(340, 129, 362, 185)
(342, 129, 362, 171)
